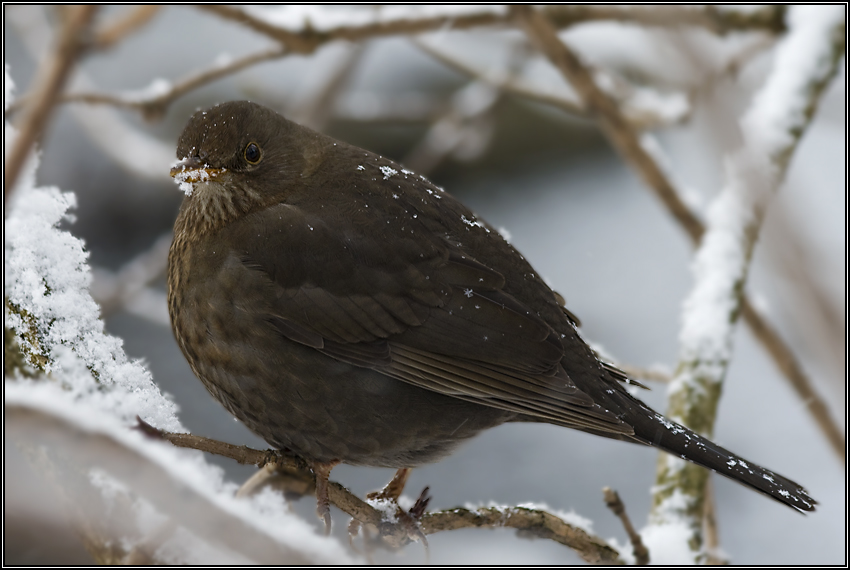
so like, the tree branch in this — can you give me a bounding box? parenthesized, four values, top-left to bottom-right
(4, 5, 98, 205)
(512, 5, 844, 470)
(137, 418, 624, 564)
(200, 5, 786, 56)
(603, 487, 649, 565)
(50, 46, 288, 121)
(415, 38, 691, 130)
(649, 6, 845, 557)
(512, 5, 704, 242)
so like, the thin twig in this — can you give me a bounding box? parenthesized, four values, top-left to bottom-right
(4, 5, 98, 205)
(414, 38, 586, 118)
(512, 5, 844, 465)
(72, 46, 288, 121)
(136, 418, 624, 563)
(417, 39, 691, 130)
(401, 57, 507, 174)
(740, 297, 846, 461)
(762, 203, 846, 386)
(7, 45, 290, 122)
(603, 488, 649, 565)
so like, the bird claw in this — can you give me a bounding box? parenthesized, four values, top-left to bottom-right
(359, 473, 431, 559)
(311, 460, 339, 535)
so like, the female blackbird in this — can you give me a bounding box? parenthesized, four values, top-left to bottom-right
(167, 101, 814, 529)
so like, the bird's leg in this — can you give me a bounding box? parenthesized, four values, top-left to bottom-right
(311, 459, 340, 535)
(367, 467, 411, 502)
(365, 468, 431, 554)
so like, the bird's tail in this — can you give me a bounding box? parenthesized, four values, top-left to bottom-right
(622, 399, 816, 512)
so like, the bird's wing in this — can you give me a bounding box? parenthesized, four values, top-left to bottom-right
(226, 198, 630, 435)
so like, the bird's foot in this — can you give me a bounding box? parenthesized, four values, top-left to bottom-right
(361, 469, 431, 556)
(311, 460, 340, 535)
(366, 467, 412, 503)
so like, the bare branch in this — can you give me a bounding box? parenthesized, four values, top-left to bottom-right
(603, 487, 649, 565)
(414, 38, 587, 118)
(740, 297, 846, 461)
(421, 506, 623, 565)
(58, 46, 289, 121)
(402, 45, 510, 175)
(513, 6, 705, 244)
(198, 5, 512, 53)
(4, 5, 98, 205)
(542, 5, 787, 35)
(512, 5, 844, 469)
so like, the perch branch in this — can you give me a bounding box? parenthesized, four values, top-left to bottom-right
(137, 418, 624, 564)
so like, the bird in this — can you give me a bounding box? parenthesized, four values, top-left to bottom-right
(167, 100, 815, 532)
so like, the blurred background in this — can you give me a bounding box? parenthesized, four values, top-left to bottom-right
(4, 5, 845, 564)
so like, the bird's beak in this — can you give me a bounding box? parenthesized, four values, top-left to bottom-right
(170, 156, 227, 183)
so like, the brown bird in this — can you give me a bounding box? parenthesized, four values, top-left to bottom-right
(167, 101, 815, 531)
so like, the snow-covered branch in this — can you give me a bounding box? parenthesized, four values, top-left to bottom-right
(515, 0, 844, 473)
(201, 5, 786, 55)
(4, 94, 350, 563)
(647, 6, 846, 562)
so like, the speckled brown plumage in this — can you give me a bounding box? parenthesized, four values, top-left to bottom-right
(167, 101, 815, 523)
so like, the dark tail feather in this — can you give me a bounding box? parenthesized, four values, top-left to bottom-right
(629, 408, 816, 512)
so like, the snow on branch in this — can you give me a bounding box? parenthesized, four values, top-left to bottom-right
(514, 2, 844, 477)
(203, 5, 786, 55)
(648, 5, 846, 561)
(136, 418, 627, 564)
(5, 395, 353, 564)
(3, 75, 351, 563)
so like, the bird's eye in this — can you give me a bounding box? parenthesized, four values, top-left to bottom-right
(244, 142, 262, 164)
